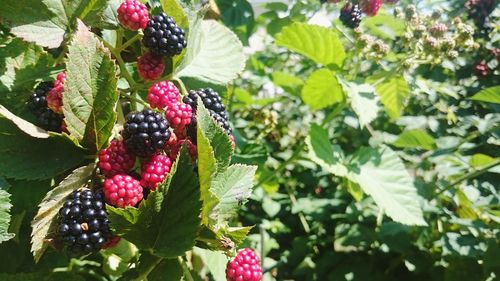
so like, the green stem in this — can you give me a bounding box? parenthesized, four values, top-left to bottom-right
(437, 159, 500, 195)
(179, 256, 194, 281)
(118, 33, 142, 52)
(121, 93, 148, 106)
(101, 38, 137, 89)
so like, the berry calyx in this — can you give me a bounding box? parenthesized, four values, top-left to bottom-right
(147, 81, 180, 109)
(140, 154, 173, 190)
(360, 0, 382, 16)
(28, 81, 53, 114)
(117, 0, 149, 30)
(122, 109, 171, 157)
(57, 188, 112, 255)
(138, 52, 165, 81)
(165, 102, 193, 130)
(226, 248, 263, 281)
(47, 72, 66, 114)
(339, 3, 362, 29)
(103, 174, 143, 208)
(143, 13, 187, 57)
(98, 140, 136, 177)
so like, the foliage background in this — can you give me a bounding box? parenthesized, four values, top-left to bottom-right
(0, 0, 499, 280)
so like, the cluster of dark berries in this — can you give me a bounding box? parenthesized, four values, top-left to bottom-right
(28, 72, 67, 132)
(332, 0, 392, 29)
(117, 0, 187, 81)
(183, 88, 233, 144)
(226, 248, 263, 281)
(57, 188, 114, 255)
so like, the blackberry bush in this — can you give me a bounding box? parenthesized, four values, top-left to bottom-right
(122, 109, 171, 157)
(142, 12, 187, 57)
(57, 189, 112, 255)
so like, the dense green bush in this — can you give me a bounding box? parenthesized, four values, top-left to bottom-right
(0, 0, 498, 280)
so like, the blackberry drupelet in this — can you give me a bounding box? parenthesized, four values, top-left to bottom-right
(38, 108, 63, 132)
(57, 188, 112, 255)
(28, 81, 53, 114)
(183, 88, 233, 139)
(340, 3, 362, 29)
(142, 13, 187, 57)
(122, 109, 171, 157)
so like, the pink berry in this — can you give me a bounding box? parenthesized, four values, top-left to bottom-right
(147, 81, 180, 109)
(140, 154, 173, 190)
(165, 102, 193, 130)
(98, 140, 136, 177)
(474, 60, 490, 77)
(360, 0, 382, 16)
(226, 248, 263, 281)
(103, 174, 143, 208)
(47, 72, 66, 114)
(117, 0, 149, 30)
(137, 52, 165, 81)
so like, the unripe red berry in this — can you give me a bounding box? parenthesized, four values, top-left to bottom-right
(140, 154, 173, 190)
(147, 81, 180, 109)
(226, 248, 263, 281)
(47, 72, 66, 114)
(117, 0, 149, 30)
(165, 102, 193, 130)
(137, 52, 165, 81)
(99, 140, 136, 177)
(360, 0, 382, 16)
(103, 174, 143, 208)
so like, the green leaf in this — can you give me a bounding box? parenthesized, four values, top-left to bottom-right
(193, 247, 228, 281)
(108, 148, 201, 257)
(343, 81, 379, 127)
(346, 146, 427, 226)
(159, 0, 189, 30)
(0, 0, 66, 48)
(30, 163, 96, 262)
(0, 38, 55, 114)
(216, 0, 255, 43)
(275, 22, 346, 67)
(148, 258, 183, 281)
(305, 124, 347, 176)
(152, 150, 201, 258)
(0, 118, 85, 180)
(271, 71, 303, 95)
(210, 164, 256, 226)
(469, 86, 500, 104)
(176, 20, 245, 85)
(392, 129, 436, 150)
(63, 20, 118, 153)
(373, 75, 410, 120)
(0, 272, 85, 281)
(0, 105, 49, 138)
(469, 153, 497, 168)
(301, 69, 344, 110)
(0, 189, 14, 243)
(362, 13, 405, 40)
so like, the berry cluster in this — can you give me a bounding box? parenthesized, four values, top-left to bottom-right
(226, 248, 263, 281)
(116, 0, 187, 81)
(27, 78, 65, 132)
(465, 0, 496, 35)
(57, 189, 113, 255)
(328, 0, 393, 29)
(339, 3, 363, 29)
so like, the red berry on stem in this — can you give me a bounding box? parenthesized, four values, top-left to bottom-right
(165, 102, 193, 130)
(137, 52, 165, 81)
(147, 81, 180, 109)
(140, 154, 173, 190)
(474, 60, 490, 77)
(117, 0, 149, 30)
(47, 72, 66, 114)
(99, 140, 136, 177)
(226, 248, 263, 281)
(103, 174, 143, 208)
(360, 0, 382, 16)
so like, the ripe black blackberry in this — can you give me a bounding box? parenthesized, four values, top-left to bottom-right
(38, 108, 63, 132)
(142, 13, 187, 57)
(122, 109, 171, 157)
(28, 81, 53, 114)
(57, 188, 112, 255)
(340, 3, 362, 29)
(183, 88, 233, 139)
